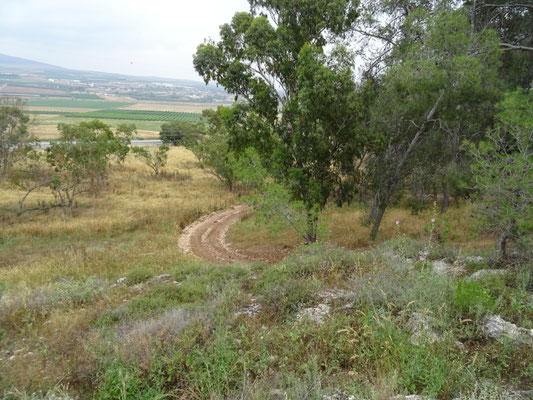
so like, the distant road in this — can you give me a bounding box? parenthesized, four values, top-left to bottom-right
(35, 139, 162, 149)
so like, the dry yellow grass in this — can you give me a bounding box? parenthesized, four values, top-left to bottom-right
(29, 124, 159, 140)
(0, 147, 234, 282)
(229, 202, 493, 253)
(0, 146, 237, 393)
(29, 124, 62, 138)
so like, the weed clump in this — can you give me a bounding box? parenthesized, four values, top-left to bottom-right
(125, 267, 153, 285)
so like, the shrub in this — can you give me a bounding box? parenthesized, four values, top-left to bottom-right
(126, 267, 153, 285)
(452, 280, 495, 316)
(257, 278, 322, 317)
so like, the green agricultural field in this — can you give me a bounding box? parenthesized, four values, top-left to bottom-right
(25, 99, 131, 109)
(67, 109, 204, 123)
(71, 93, 102, 100)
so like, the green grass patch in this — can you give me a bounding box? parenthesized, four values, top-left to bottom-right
(126, 267, 153, 285)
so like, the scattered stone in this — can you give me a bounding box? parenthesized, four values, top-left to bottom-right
(455, 341, 466, 351)
(321, 391, 358, 400)
(151, 274, 172, 282)
(116, 277, 127, 284)
(482, 315, 533, 346)
(8, 356, 15, 361)
(297, 304, 331, 325)
(270, 389, 286, 398)
(467, 269, 506, 281)
(408, 312, 440, 346)
(234, 298, 262, 318)
(318, 289, 352, 303)
(433, 260, 465, 277)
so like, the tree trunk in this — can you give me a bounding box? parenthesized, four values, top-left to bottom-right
(441, 179, 450, 213)
(366, 192, 382, 226)
(370, 203, 387, 241)
(304, 212, 318, 244)
(498, 221, 515, 262)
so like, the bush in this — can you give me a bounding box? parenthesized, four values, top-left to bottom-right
(126, 267, 153, 285)
(452, 280, 495, 316)
(256, 277, 322, 317)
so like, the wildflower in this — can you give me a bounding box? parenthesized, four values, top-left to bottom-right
(431, 218, 436, 223)
(396, 220, 400, 225)
(419, 256, 424, 261)
(424, 250, 429, 256)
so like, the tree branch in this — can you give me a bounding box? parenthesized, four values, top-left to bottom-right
(481, 3, 533, 10)
(352, 28, 398, 47)
(500, 43, 533, 52)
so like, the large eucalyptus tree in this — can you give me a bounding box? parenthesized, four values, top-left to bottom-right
(193, 0, 367, 243)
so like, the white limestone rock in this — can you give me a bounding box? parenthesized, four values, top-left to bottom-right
(482, 315, 533, 346)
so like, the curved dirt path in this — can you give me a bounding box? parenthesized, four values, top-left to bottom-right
(178, 205, 268, 263)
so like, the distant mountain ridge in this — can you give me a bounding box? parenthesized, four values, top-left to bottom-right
(0, 53, 212, 89)
(0, 53, 66, 73)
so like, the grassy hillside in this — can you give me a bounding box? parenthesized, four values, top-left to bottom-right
(0, 148, 531, 399)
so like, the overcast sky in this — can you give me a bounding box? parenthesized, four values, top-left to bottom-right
(0, 0, 250, 81)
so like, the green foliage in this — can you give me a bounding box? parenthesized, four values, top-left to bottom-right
(364, 6, 502, 239)
(8, 150, 53, 211)
(193, 0, 365, 242)
(236, 148, 328, 243)
(131, 145, 169, 176)
(466, 88, 533, 261)
(186, 108, 239, 191)
(94, 362, 166, 400)
(465, 0, 533, 89)
(158, 120, 205, 146)
(158, 120, 184, 145)
(452, 280, 495, 316)
(0, 103, 31, 176)
(45, 120, 132, 214)
(125, 268, 153, 285)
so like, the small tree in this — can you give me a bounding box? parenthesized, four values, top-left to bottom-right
(0, 101, 31, 176)
(132, 145, 169, 176)
(187, 108, 239, 191)
(9, 150, 53, 212)
(236, 148, 326, 243)
(46, 120, 130, 217)
(467, 88, 533, 262)
(114, 123, 136, 163)
(159, 121, 185, 146)
(160, 121, 204, 147)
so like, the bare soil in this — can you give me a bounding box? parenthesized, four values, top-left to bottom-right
(178, 205, 281, 263)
